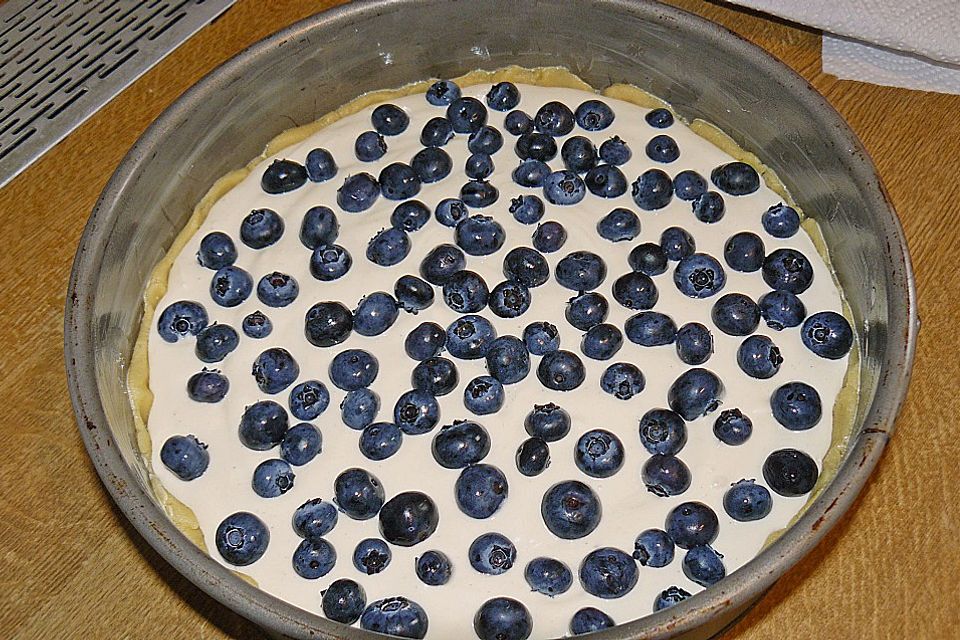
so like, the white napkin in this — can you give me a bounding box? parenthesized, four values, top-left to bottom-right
(722, 0, 960, 94)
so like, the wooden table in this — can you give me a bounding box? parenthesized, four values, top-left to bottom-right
(2, 0, 956, 637)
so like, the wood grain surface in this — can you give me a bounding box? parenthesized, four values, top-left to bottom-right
(1, 0, 956, 638)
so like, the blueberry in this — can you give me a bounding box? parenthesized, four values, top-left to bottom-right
(575, 99, 614, 130)
(801, 311, 853, 359)
(723, 231, 765, 272)
(426, 79, 460, 106)
(337, 172, 380, 212)
(456, 214, 505, 254)
(420, 116, 455, 147)
(157, 300, 208, 343)
(638, 408, 687, 456)
(465, 152, 494, 180)
(411, 357, 459, 396)
(290, 378, 331, 422)
(667, 368, 723, 420)
(642, 455, 692, 497)
(405, 322, 446, 360)
(614, 272, 659, 311)
(570, 608, 614, 635)
(724, 479, 773, 521)
(305, 148, 337, 182)
(309, 244, 352, 281)
(391, 200, 431, 232)
(209, 265, 253, 307)
(516, 132, 558, 162)
(334, 468, 385, 520)
(261, 159, 307, 194)
(195, 323, 239, 363)
(252, 458, 295, 498)
(456, 463, 508, 518)
(339, 525, 388, 569)
(447, 96, 487, 133)
(632, 169, 673, 210)
(420, 243, 466, 284)
(242, 310, 272, 339)
(759, 290, 806, 330)
(581, 323, 623, 360)
(464, 375, 505, 415)
(692, 191, 725, 223)
(394, 389, 440, 435)
(322, 579, 366, 624)
(434, 197, 469, 227)
(556, 251, 607, 291)
(579, 547, 638, 599)
(485, 335, 531, 383)
(764, 248, 815, 294)
(711, 292, 761, 336)
(628, 243, 668, 276)
(538, 350, 586, 391)
(186, 369, 229, 403)
(505, 109, 533, 135)
(469, 532, 517, 574)
(410, 146, 453, 184)
(512, 159, 551, 187)
(432, 420, 490, 468)
(665, 501, 719, 549)
(654, 586, 692, 612)
(761, 202, 801, 238)
(674, 170, 707, 201)
(330, 349, 379, 392)
(660, 226, 695, 261)
(341, 389, 380, 430)
(523, 321, 560, 355)
(599, 135, 631, 165)
(238, 400, 289, 450)
(524, 403, 571, 442)
(534, 101, 575, 136)
(292, 498, 338, 541)
(446, 315, 497, 360)
(713, 408, 753, 445)
(674, 253, 726, 298)
(489, 281, 532, 319)
(584, 164, 628, 198)
(256, 271, 299, 307)
(575, 429, 625, 478)
(675, 322, 713, 365)
(600, 362, 645, 400)
(300, 205, 339, 249)
(683, 545, 725, 587)
(395, 274, 435, 313)
(215, 512, 269, 566)
(304, 301, 353, 347)
(160, 435, 209, 480)
(509, 195, 545, 225)
(646, 108, 674, 128)
(646, 134, 680, 163)
(543, 170, 586, 205)
(771, 382, 822, 430)
(483, 81, 520, 111)
(516, 437, 551, 477)
(360, 597, 429, 639)
(468, 125, 504, 154)
(353, 291, 400, 336)
(625, 311, 677, 346)
(292, 538, 336, 579)
(561, 136, 598, 173)
(442, 270, 489, 313)
(502, 248, 549, 289)
(355, 131, 387, 162)
(738, 335, 784, 379)
(763, 448, 819, 496)
(541, 480, 601, 539)
(197, 232, 237, 270)
(711, 161, 760, 195)
(531, 220, 567, 255)
(379, 491, 440, 546)
(372, 103, 409, 135)
(633, 528, 675, 567)
(281, 423, 322, 466)
(597, 208, 641, 242)
(252, 347, 300, 394)
(416, 550, 452, 586)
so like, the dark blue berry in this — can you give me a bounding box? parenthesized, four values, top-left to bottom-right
(524, 557, 572, 596)
(353, 538, 392, 576)
(289, 379, 330, 421)
(341, 388, 380, 430)
(197, 232, 236, 270)
(403, 365, 450, 416)
(300, 205, 339, 249)
(674, 253, 726, 298)
(599, 135, 630, 165)
(712, 292, 760, 336)
(628, 243, 668, 276)
(523, 321, 560, 356)
(600, 362, 645, 400)
(683, 545, 725, 587)
(575, 429, 625, 478)
(379, 163, 421, 201)
(532, 220, 567, 253)
(489, 281, 532, 318)
(581, 323, 623, 360)
(210, 265, 253, 307)
(432, 420, 490, 468)
(195, 323, 239, 363)
(509, 195, 545, 224)
(186, 369, 229, 403)
(242, 310, 272, 339)
(337, 173, 380, 212)
(762, 203, 801, 238)
(633, 528, 675, 567)
(460, 180, 500, 208)
(654, 586, 691, 612)
(434, 197, 469, 227)
(293, 498, 338, 541)
(575, 99, 614, 130)
(505, 109, 533, 135)
(329, 349, 378, 391)
(322, 579, 366, 624)
(516, 437, 551, 477)
(292, 539, 336, 579)
(393, 389, 440, 435)
(638, 408, 687, 456)
(525, 403, 570, 442)
(632, 169, 673, 210)
(252, 458, 295, 498)
(465, 152, 494, 180)
(538, 350, 586, 391)
(355, 131, 387, 162)
(446, 315, 497, 360)
(570, 608, 614, 634)
(660, 226, 695, 261)
(257, 271, 298, 307)
(391, 200, 431, 232)
(503, 246, 549, 287)
(353, 291, 400, 336)
(713, 408, 752, 445)
(597, 207, 640, 242)
(442, 270, 490, 313)
(642, 454, 692, 497)
(359, 422, 403, 461)
(543, 170, 586, 205)
(304, 301, 353, 347)
(724, 231, 765, 272)
(485, 335, 531, 383)
(360, 597, 428, 639)
(512, 158, 551, 187)
(584, 164, 628, 198)
(771, 381, 822, 430)
(556, 251, 607, 291)
(447, 97, 487, 133)
(646, 108, 674, 128)
(334, 468, 385, 520)
(666, 501, 719, 549)
(416, 550, 452, 586)
(468, 125, 504, 154)
(252, 347, 300, 394)
(305, 148, 337, 182)
(724, 479, 773, 521)
(160, 435, 209, 480)
(405, 322, 446, 361)
(215, 512, 269, 566)
(763, 448, 819, 496)
(486, 82, 520, 111)
(738, 335, 783, 379)
(541, 480, 601, 539)
(469, 532, 516, 575)
(463, 375, 505, 415)
(801, 311, 853, 359)
(692, 191, 725, 223)
(420, 243, 465, 285)
(420, 116, 455, 147)
(157, 300, 208, 343)
(410, 146, 452, 183)
(426, 79, 460, 106)
(456, 464, 508, 518)
(673, 170, 707, 201)
(372, 103, 409, 136)
(711, 161, 760, 195)
(395, 274, 435, 313)
(560, 136, 598, 173)
(309, 244, 352, 281)
(238, 400, 288, 450)
(759, 290, 806, 330)
(261, 159, 307, 194)
(579, 547, 638, 599)
(762, 248, 814, 294)
(667, 368, 723, 420)
(614, 272, 659, 310)
(675, 322, 713, 365)
(646, 134, 680, 163)
(281, 423, 322, 466)
(534, 101, 575, 136)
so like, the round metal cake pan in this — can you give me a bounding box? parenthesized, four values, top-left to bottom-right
(65, 0, 917, 638)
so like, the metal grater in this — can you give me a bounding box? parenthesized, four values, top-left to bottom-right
(0, 0, 236, 189)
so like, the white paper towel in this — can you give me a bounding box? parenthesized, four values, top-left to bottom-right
(722, 0, 960, 94)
